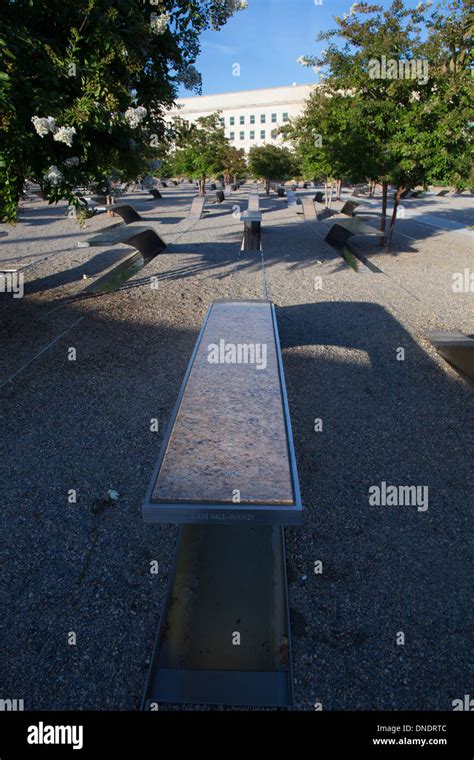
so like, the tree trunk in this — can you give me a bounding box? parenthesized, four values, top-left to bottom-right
(199, 176, 206, 196)
(387, 185, 404, 244)
(380, 180, 388, 246)
(324, 180, 328, 207)
(336, 179, 342, 201)
(328, 179, 334, 209)
(265, 178, 270, 195)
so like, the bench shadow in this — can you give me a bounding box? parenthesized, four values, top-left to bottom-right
(0, 297, 472, 710)
(276, 299, 473, 707)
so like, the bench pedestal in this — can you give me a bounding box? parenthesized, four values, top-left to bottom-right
(242, 211, 262, 251)
(142, 525, 293, 708)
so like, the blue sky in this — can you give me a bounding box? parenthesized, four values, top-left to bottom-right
(177, 0, 418, 97)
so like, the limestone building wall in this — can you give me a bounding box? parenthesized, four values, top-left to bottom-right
(166, 83, 315, 153)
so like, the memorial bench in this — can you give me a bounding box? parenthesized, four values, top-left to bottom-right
(340, 200, 360, 216)
(428, 331, 474, 382)
(188, 195, 207, 220)
(248, 192, 260, 212)
(242, 210, 262, 250)
(324, 218, 382, 271)
(286, 190, 301, 210)
(78, 225, 166, 257)
(108, 204, 143, 224)
(141, 300, 302, 708)
(300, 197, 317, 220)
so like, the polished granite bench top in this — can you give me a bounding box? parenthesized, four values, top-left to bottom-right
(150, 301, 295, 509)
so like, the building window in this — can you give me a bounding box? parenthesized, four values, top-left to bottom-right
(230, 131, 235, 140)
(240, 115, 245, 125)
(250, 115, 255, 124)
(260, 130, 266, 139)
(272, 113, 277, 123)
(220, 117, 225, 127)
(240, 131, 245, 140)
(230, 116, 235, 126)
(282, 112, 289, 122)
(271, 129, 278, 139)
(260, 114, 266, 123)
(250, 130, 255, 140)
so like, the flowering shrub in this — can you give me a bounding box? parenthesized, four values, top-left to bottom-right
(31, 116, 56, 137)
(53, 126, 77, 147)
(43, 165, 64, 186)
(150, 12, 169, 35)
(32, 117, 76, 146)
(124, 106, 147, 128)
(1, 0, 249, 222)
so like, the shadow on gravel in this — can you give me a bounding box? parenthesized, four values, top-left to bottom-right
(277, 300, 473, 709)
(20, 248, 136, 295)
(1, 292, 472, 711)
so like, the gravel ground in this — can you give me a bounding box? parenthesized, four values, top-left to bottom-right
(0, 183, 472, 711)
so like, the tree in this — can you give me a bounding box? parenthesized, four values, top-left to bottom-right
(0, 0, 248, 221)
(283, 88, 380, 206)
(295, 0, 473, 244)
(170, 113, 230, 194)
(248, 144, 297, 194)
(222, 144, 247, 185)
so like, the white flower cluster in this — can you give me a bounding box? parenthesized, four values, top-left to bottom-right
(64, 156, 80, 167)
(31, 116, 56, 137)
(224, 0, 248, 10)
(32, 115, 76, 146)
(150, 12, 169, 35)
(53, 126, 77, 147)
(179, 65, 201, 90)
(297, 55, 315, 67)
(44, 165, 64, 186)
(124, 106, 147, 128)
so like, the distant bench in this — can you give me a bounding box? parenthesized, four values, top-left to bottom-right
(428, 331, 474, 382)
(286, 190, 301, 209)
(78, 225, 166, 257)
(324, 218, 382, 272)
(108, 204, 142, 224)
(300, 197, 317, 220)
(248, 193, 259, 212)
(340, 200, 360, 216)
(242, 210, 262, 251)
(143, 300, 302, 526)
(188, 195, 207, 220)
